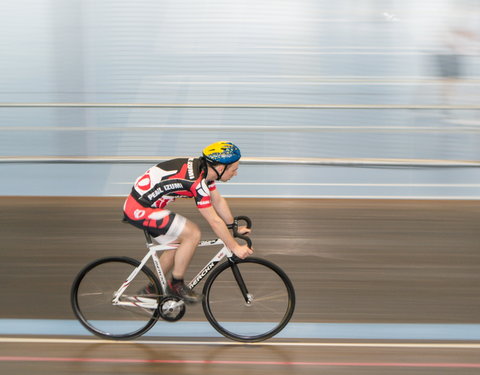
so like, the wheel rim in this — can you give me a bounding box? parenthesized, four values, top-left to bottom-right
(72, 257, 161, 339)
(203, 258, 295, 341)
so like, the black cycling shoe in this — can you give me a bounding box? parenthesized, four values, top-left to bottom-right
(168, 280, 203, 304)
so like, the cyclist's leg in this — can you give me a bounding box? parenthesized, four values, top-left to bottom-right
(159, 250, 175, 276)
(168, 219, 201, 280)
(123, 197, 184, 276)
(151, 215, 203, 303)
(146, 211, 201, 279)
(123, 197, 202, 303)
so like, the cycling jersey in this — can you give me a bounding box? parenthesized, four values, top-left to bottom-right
(123, 157, 216, 240)
(130, 157, 216, 209)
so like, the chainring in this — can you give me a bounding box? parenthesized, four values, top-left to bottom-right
(158, 296, 186, 322)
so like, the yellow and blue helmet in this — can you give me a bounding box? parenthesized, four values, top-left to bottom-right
(202, 141, 241, 165)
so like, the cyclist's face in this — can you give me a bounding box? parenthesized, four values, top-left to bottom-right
(220, 162, 239, 182)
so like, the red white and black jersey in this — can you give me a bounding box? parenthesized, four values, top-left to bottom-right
(130, 157, 216, 209)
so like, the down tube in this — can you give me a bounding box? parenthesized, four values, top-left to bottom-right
(188, 256, 224, 289)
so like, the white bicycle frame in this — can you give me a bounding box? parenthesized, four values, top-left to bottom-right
(112, 238, 234, 310)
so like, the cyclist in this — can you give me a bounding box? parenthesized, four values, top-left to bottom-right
(123, 141, 253, 303)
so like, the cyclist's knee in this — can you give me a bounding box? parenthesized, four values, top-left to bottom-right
(179, 220, 201, 244)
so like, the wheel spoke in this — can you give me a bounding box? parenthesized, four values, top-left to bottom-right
(71, 257, 161, 339)
(203, 258, 295, 342)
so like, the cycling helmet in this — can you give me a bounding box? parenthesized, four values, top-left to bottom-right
(202, 141, 241, 165)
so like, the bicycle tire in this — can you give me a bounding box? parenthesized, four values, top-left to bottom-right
(71, 256, 162, 340)
(202, 257, 295, 342)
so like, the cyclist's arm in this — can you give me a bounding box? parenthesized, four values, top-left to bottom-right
(198, 206, 253, 258)
(210, 188, 251, 235)
(210, 188, 234, 225)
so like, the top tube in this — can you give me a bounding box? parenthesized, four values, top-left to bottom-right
(142, 215, 252, 250)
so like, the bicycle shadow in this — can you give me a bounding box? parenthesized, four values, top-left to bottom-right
(202, 341, 295, 373)
(69, 340, 185, 373)
(69, 339, 295, 374)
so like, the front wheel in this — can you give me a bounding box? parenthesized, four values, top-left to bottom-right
(202, 257, 295, 342)
(71, 257, 162, 340)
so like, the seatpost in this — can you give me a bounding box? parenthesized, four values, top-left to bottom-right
(143, 229, 153, 245)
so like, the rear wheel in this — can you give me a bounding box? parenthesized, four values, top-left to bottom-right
(71, 257, 161, 340)
(202, 257, 295, 342)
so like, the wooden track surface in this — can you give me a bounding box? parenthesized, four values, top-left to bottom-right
(2, 197, 480, 375)
(1, 197, 479, 323)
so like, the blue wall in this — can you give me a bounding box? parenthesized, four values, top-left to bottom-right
(0, 1, 479, 198)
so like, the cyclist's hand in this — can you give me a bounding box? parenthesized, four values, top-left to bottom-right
(233, 244, 253, 259)
(237, 226, 251, 235)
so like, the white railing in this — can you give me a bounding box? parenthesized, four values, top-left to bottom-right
(0, 156, 478, 167)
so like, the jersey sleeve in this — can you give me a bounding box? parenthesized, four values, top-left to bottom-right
(207, 181, 217, 191)
(194, 179, 213, 209)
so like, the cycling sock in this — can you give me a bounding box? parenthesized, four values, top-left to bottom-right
(171, 276, 184, 285)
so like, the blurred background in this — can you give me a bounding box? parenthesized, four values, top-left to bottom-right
(0, 0, 479, 197)
(1, 3, 480, 372)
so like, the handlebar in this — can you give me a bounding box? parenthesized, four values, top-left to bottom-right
(231, 216, 253, 248)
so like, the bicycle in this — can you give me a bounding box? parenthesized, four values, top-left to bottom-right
(71, 216, 296, 342)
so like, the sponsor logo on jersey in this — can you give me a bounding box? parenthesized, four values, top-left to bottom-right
(134, 209, 145, 219)
(136, 174, 151, 190)
(164, 182, 184, 191)
(187, 158, 195, 179)
(147, 187, 164, 201)
(196, 180, 210, 197)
